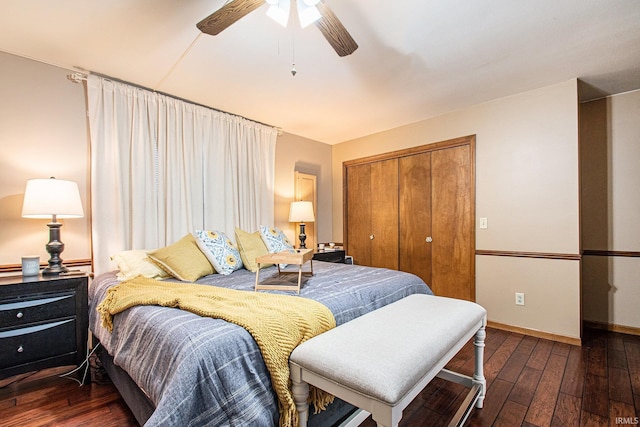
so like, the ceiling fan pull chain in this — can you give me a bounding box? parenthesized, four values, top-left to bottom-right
(291, 29, 297, 76)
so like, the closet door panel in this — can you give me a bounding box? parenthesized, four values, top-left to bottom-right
(346, 163, 372, 266)
(431, 145, 473, 300)
(370, 159, 399, 269)
(399, 152, 432, 286)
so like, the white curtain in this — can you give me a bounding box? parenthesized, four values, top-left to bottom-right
(87, 75, 277, 274)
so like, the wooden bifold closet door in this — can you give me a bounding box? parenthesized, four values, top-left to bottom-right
(345, 159, 399, 270)
(344, 136, 475, 301)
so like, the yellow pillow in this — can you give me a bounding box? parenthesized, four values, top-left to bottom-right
(111, 249, 171, 281)
(235, 227, 273, 272)
(148, 234, 214, 281)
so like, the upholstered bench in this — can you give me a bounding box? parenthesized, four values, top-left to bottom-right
(289, 294, 487, 427)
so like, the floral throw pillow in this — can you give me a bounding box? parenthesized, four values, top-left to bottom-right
(193, 230, 243, 275)
(259, 226, 295, 268)
(259, 226, 295, 254)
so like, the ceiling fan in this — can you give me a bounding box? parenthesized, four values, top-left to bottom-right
(197, 0, 358, 57)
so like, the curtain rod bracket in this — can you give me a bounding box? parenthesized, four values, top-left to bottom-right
(67, 72, 87, 83)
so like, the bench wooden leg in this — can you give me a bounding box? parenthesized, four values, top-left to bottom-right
(473, 325, 487, 408)
(290, 365, 310, 427)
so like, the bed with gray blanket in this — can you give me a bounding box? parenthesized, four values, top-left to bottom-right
(89, 261, 432, 426)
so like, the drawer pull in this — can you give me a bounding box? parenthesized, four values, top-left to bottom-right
(369, 234, 375, 240)
(17, 345, 24, 353)
(16, 311, 24, 319)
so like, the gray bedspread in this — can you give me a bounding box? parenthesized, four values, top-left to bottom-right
(88, 261, 432, 426)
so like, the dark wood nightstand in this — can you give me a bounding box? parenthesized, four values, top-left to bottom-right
(0, 274, 88, 383)
(312, 250, 346, 264)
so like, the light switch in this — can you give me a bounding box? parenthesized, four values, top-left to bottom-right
(479, 217, 488, 229)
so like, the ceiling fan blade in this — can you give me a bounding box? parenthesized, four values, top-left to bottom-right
(315, 1, 358, 57)
(197, 0, 265, 36)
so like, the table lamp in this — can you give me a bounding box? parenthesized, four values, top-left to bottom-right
(288, 201, 315, 249)
(22, 177, 84, 275)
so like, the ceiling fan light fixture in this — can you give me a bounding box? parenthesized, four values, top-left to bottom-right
(297, 0, 321, 28)
(266, 0, 290, 27)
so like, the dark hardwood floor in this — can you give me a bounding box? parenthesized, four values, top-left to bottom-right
(1, 327, 638, 426)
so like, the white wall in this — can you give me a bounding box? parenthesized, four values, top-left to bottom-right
(581, 90, 640, 331)
(0, 51, 91, 267)
(332, 80, 582, 340)
(274, 132, 333, 245)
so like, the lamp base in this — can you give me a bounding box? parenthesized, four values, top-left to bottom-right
(43, 221, 67, 276)
(298, 222, 307, 249)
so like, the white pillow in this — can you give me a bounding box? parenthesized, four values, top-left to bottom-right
(111, 249, 171, 281)
(193, 230, 243, 275)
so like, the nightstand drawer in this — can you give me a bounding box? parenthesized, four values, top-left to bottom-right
(0, 319, 77, 369)
(0, 292, 75, 327)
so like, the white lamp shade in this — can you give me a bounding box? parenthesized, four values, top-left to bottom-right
(22, 178, 84, 219)
(289, 201, 315, 222)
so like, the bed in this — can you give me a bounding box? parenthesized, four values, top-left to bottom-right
(88, 261, 432, 426)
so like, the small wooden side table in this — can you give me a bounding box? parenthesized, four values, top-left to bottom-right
(254, 248, 314, 293)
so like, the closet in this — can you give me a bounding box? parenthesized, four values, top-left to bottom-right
(343, 135, 475, 301)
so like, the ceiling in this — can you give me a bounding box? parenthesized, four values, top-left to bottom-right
(1, 1, 639, 144)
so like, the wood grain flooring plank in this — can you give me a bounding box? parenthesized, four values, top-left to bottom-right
(561, 345, 586, 398)
(516, 335, 539, 356)
(609, 400, 637, 426)
(421, 377, 466, 413)
(625, 340, 640, 396)
(585, 332, 608, 378)
(483, 333, 524, 386)
(579, 411, 608, 426)
(582, 373, 609, 418)
(608, 332, 626, 352)
(527, 339, 554, 371)
(467, 378, 513, 426)
(552, 341, 571, 357)
(609, 348, 629, 370)
(509, 365, 544, 407)
(608, 366, 634, 404)
(497, 350, 529, 383)
(492, 400, 528, 427)
(551, 392, 581, 427)
(524, 352, 567, 426)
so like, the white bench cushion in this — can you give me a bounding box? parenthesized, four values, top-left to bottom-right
(289, 294, 486, 406)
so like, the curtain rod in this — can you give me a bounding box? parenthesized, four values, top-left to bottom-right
(66, 71, 282, 134)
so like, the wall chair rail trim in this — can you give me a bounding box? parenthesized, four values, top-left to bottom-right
(475, 250, 581, 261)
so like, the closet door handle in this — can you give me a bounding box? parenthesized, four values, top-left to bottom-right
(425, 236, 433, 243)
(369, 234, 375, 240)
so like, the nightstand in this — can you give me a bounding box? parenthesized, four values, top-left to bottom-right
(312, 250, 346, 264)
(0, 274, 88, 383)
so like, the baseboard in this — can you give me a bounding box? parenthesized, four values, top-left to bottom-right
(583, 320, 640, 337)
(487, 321, 582, 346)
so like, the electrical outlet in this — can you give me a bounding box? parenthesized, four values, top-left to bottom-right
(515, 292, 525, 306)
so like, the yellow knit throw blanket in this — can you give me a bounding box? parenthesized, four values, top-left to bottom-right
(97, 275, 336, 427)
